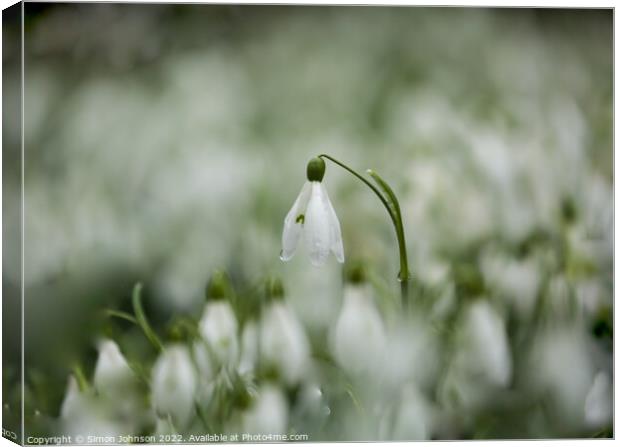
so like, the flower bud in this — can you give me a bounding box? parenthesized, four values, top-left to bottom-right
(242, 385, 288, 435)
(93, 339, 135, 396)
(391, 384, 433, 440)
(151, 344, 197, 429)
(306, 157, 325, 182)
(456, 300, 511, 387)
(192, 341, 215, 403)
(238, 321, 258, 376)
(330, 284, 385, 375)
(260, 301, 310, 385)
(199, 301, 239, 366)
(61, 375, 130, 438)
(60, 376, 85, 420)
(155, 417, 177, 436)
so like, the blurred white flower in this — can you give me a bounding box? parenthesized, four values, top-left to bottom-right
(456, 300, 512, 387)
(242, 384, 288, 435)
(291, 383, 330, 433)
(280, 179, 344, 267)
(151, 344, 197, 429)
(192, 341, 215, 403)
(481, 250, 541, 319)
(92, 339, 145, 427)
(60, 376, 87, 420)
(391, 384, 434, 440)
(584, 371, 612, 428)
(528, 324, 594, 427)
(154, 416, 177, 437)
(93, 339, 135, 395)
(381, 318, 439, 390)
(60, 376, 130, 438)
(296, 383, 328, 418)
(238, 320, 259, 376)
(260, 300, 310, 385)
(330, 284, 385, 375)
(198, 300, 239, 366)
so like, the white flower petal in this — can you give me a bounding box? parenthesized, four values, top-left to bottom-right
(331, 285, 385, 374)
(281, 181, 312, 261)
(460, 301, 512, 387)
(198, 301, 239, 366)
(93, 339, 134, 395)
(60, 376, 83, 420)
(242, 385, 288, 435)
(151, 345, 197, 429)
(320, 183, 344, 263)
(304, 182, 332, 266)
(260, 302, 310, 385)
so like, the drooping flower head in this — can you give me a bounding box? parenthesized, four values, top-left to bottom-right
(151, 344, 198, 429)
(281, 157, 344, 267)
(330, 262, 385, 375)
(93, 339, 135, 396)
(259, 277, 310, 385)
(241, 384, 289, 436)
(198, 270, 240, 367)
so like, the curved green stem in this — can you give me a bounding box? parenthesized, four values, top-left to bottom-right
(132, 282, 164, 352)
(71, 363, 90, 393)
(318, 154, 410, 305)
(318, 155, 396, 227)
(104, 309, 139, 325)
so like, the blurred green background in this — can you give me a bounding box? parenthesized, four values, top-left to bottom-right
(2, 4, 613, 440)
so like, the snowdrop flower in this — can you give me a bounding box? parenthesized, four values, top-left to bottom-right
(330, 269, 385, 375)
(60, 376, 88, 420)
(238, 320, 258, 376)
(455, 300, 512, 387)
(260, 291, 310, 385)
(390, 384, 434, 440)
(584, 371, 612, 428)
(480, 249, 541, 319)
(60, 376, 130, 438)
(280, 157, 344, 266)
(242, 384, 288, 435)
(154, 416, 177, 437)
(192, 341, 215, 403)
(527, 324, 594, 426)
(381, 319, 439, 390)
(198, 300, 239, 367)
(92, 339, 146, 428)
(93, 339, 135, 396)
(151, 344, 197, 429)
